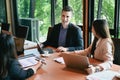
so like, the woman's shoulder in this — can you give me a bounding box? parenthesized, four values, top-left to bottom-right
(102, 38, 113, 45)
(102, 38, 112, 42)
(9, 59, 19, 67)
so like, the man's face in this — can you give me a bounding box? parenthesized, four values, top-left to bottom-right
(61, 11, 72, 28)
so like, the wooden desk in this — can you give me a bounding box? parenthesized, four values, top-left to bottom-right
(27, 53, 120, 80)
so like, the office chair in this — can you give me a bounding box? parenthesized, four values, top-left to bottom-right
(15, 25, 29, 55)
(112, 38, 120, 65)
(1, 23, 10, 31)
(46, 27, 53, 40)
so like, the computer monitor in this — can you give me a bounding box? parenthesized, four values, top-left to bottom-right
(16, 25, 29, 39)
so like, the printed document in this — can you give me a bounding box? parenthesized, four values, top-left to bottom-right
(18, 54, 39, 68)
(86, 70, 119, 80)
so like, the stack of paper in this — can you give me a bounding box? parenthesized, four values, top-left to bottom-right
(86, 70, 119, 80)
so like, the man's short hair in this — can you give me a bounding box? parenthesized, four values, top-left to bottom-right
(62, 6, 73, 12)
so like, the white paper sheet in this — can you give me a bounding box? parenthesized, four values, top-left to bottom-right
(53, 57, 65, 64)
(86, 70, 119, 80)
(24, 40, 37, 49)
(18, 56, 38, 68)
(24, 48, 40, 57)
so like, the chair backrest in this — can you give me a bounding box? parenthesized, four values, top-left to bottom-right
(112, 38, 120, 65)
(47, 27, 53, 40)
(1, 23, 10, 31)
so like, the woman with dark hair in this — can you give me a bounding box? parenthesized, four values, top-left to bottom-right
(0, 33, 42, 80)
(62, 19, 114, 74)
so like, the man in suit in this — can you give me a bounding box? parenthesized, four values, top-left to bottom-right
(42, 6, 83, 52)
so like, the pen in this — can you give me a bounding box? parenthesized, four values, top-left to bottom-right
(35, 58, 46, 65)
(41, 60, 46, 65)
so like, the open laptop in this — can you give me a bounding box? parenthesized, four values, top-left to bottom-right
(14, 26, 29, 55)
(62, 53, 90, 70)
(14, 37, 25, 55)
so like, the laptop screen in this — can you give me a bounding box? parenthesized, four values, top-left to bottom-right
(16, 25, 29, 39)
(14, 37, 25, 55)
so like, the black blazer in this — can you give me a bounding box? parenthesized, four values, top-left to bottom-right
(43, 23, 84, 51)
(1, 59, 34, 80)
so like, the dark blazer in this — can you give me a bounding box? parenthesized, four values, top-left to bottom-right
(1, 59, 34, 80)
(43, 23, 84, 51)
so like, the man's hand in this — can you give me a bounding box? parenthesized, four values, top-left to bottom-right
(56, 46, 68, 52)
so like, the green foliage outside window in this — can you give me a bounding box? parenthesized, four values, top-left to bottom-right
(69, 0, 83, 25)
(17, 0, 116, 40)
(94, 0, 115, 29)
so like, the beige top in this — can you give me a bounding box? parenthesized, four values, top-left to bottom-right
(75, 38, 113, 70)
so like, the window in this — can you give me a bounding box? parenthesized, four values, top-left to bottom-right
(94, 0, 115, 29)
(93, 0, 116, 39)
(55, 0, 62, 24)
(17, 0, 84, 42)
(17, 0, 51, 42)
(118, 10, 120, 38)
(68, 0, 83, 25)
(35, 0, 51, 42)
(0, 0, 7, 23)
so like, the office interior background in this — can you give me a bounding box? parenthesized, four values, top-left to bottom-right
(0, 0, 120, 48)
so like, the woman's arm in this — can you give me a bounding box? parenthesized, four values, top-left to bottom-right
(9, 60, 42, 79)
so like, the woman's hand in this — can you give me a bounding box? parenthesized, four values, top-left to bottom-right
(31, 59, 46, 74)
(59, 51, 75, 56)
(86, 65, 103, 74)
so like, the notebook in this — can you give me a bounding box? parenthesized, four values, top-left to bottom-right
(62, 53, 90, 70)
(18, 54, 39, 68)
